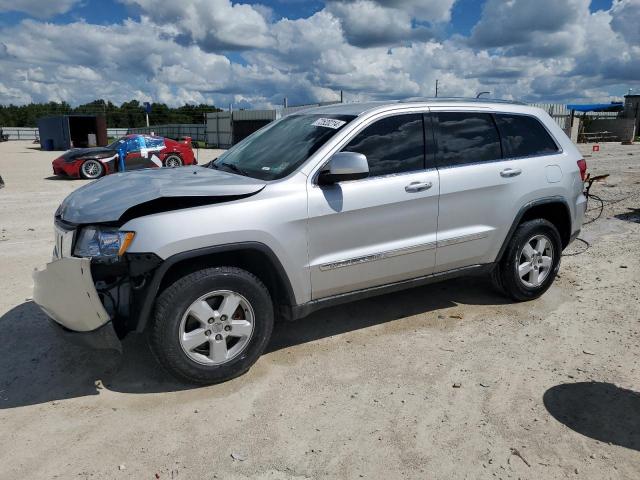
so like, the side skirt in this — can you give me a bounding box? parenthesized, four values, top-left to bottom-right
(288, 263, 495, 321)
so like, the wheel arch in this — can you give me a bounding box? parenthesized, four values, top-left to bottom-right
(132, 242, 296, 333)
(496, 197, 572, 262)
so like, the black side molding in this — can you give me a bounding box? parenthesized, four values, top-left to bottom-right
(495, 196, 571, 262)
(132, 242, 297, 332)
(290, 263, 494, 321)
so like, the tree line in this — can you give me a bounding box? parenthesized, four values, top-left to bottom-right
(0, 99, 222, 128)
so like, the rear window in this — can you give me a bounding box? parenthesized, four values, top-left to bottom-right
(436, 112, 502, 167)
(495, 114, 559, 158)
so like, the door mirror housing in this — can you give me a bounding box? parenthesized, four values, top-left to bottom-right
(318, 152, 369, 185)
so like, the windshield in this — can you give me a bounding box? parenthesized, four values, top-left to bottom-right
(107, 137, 125, 149)
(211, 114, 355, 180)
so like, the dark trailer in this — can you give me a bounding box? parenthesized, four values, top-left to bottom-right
(38, 114, 108, 151)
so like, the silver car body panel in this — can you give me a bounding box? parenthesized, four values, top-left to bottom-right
(42, 100, 587, 327)
(124, 175, 312, 303)
(33, 256, 110, 332)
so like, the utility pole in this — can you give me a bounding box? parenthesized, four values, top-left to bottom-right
(340, 90, 344, 103)
(284, 97, 288, 108)
(435, 79, 439, 98)
(144, 102, 151, 128)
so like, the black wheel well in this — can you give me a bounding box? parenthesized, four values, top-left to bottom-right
(157, 248, 294, 313)
(518, 201, 571, 248)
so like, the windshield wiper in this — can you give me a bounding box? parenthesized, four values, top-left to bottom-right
(216, 161, 249, 177)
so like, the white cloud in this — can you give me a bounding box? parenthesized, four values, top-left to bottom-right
(0, 0, 80, 18)
(0, 0, 638, 108)
(119, 0, 273, 50)
(331, 0, 456, 22)
(327, 1, 432, 47)
(470, 0, 590, 56)
(610, 0, 640, 44)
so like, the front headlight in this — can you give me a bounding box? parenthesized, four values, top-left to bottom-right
(74, 226, 135, 258)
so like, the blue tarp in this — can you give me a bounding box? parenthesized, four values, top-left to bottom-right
(566, 103, 624, 113)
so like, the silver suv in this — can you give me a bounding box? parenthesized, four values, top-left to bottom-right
(33, 99, 587, 384)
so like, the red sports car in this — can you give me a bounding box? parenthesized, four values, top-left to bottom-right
(52, 134, 197, 179)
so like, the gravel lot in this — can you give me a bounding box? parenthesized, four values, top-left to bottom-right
(1, 140, 639, 479)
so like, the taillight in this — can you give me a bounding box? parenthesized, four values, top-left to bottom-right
(577, 159, 587, 181)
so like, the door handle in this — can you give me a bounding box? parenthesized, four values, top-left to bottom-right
(405, 181, 433, 193)
(500, 168, 522, 178)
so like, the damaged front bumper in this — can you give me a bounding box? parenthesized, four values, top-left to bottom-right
(33, 256, 121, 351)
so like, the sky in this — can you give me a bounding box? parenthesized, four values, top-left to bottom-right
(0, 0, 638, 108)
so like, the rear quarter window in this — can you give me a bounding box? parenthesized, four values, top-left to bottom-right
(495, 114, 559, 158)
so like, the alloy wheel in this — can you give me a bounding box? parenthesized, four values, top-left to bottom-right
(178, 290, 254, 366)
(81, 160, 102, 178)
(517, 234, 554, 288)
(165, 156, 182, 168)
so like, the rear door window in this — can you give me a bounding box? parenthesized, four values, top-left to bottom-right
(341, 114, 425, 177)
(495, 114, 559, 158)
(435, 112, 502, 167)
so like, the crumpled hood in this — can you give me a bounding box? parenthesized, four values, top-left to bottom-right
(61, 147, 117, 161)
(58, 166, 266, 224)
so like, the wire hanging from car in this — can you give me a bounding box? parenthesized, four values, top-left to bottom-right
(562, 173, 640, 256)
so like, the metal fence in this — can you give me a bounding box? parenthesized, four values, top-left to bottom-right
(128, 124, 206, 142)
(108, 128, 128, 138)
(1, 127, 129, 141)
(205, 102, 341, 147)
(206, 112, 233, 147)
(1, 127, 39, 140)
(528, 103, 619, 130)
(1, 101, 623, 145)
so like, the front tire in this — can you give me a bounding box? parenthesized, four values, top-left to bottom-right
(148, 267, 274, 385)
(492, 219, 562, 301)
(80, 159, 104, 179)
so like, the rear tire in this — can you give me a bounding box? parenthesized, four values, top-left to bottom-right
(164, 155, 183, 168)
(80, 159, 104, 179)
(148, 267, 273, 385)
(492, 219, 562, 301)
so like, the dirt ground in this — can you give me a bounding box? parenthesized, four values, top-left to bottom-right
(0, 140, 639, 480)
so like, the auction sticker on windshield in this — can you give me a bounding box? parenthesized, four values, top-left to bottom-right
(312, 118, 346, 129)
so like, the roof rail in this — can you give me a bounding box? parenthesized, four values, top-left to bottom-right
(400, 97, 527, 106)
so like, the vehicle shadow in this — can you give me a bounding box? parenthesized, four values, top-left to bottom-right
(267, 276, 508, 352)
(1, 277, 507, 408)
(44, 175, 77, 181)
(614, 207, 640, 224)
(543, 382, 640, 451)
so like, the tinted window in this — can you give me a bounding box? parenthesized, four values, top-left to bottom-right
(495, 114, 559, 158)
(436, 112, 501, 167)
(342, 114, 425, 177)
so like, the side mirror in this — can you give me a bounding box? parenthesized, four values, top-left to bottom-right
(318, 152, 369, 185)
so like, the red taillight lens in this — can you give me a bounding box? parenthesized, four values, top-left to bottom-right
(577, 159, 587, 181)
